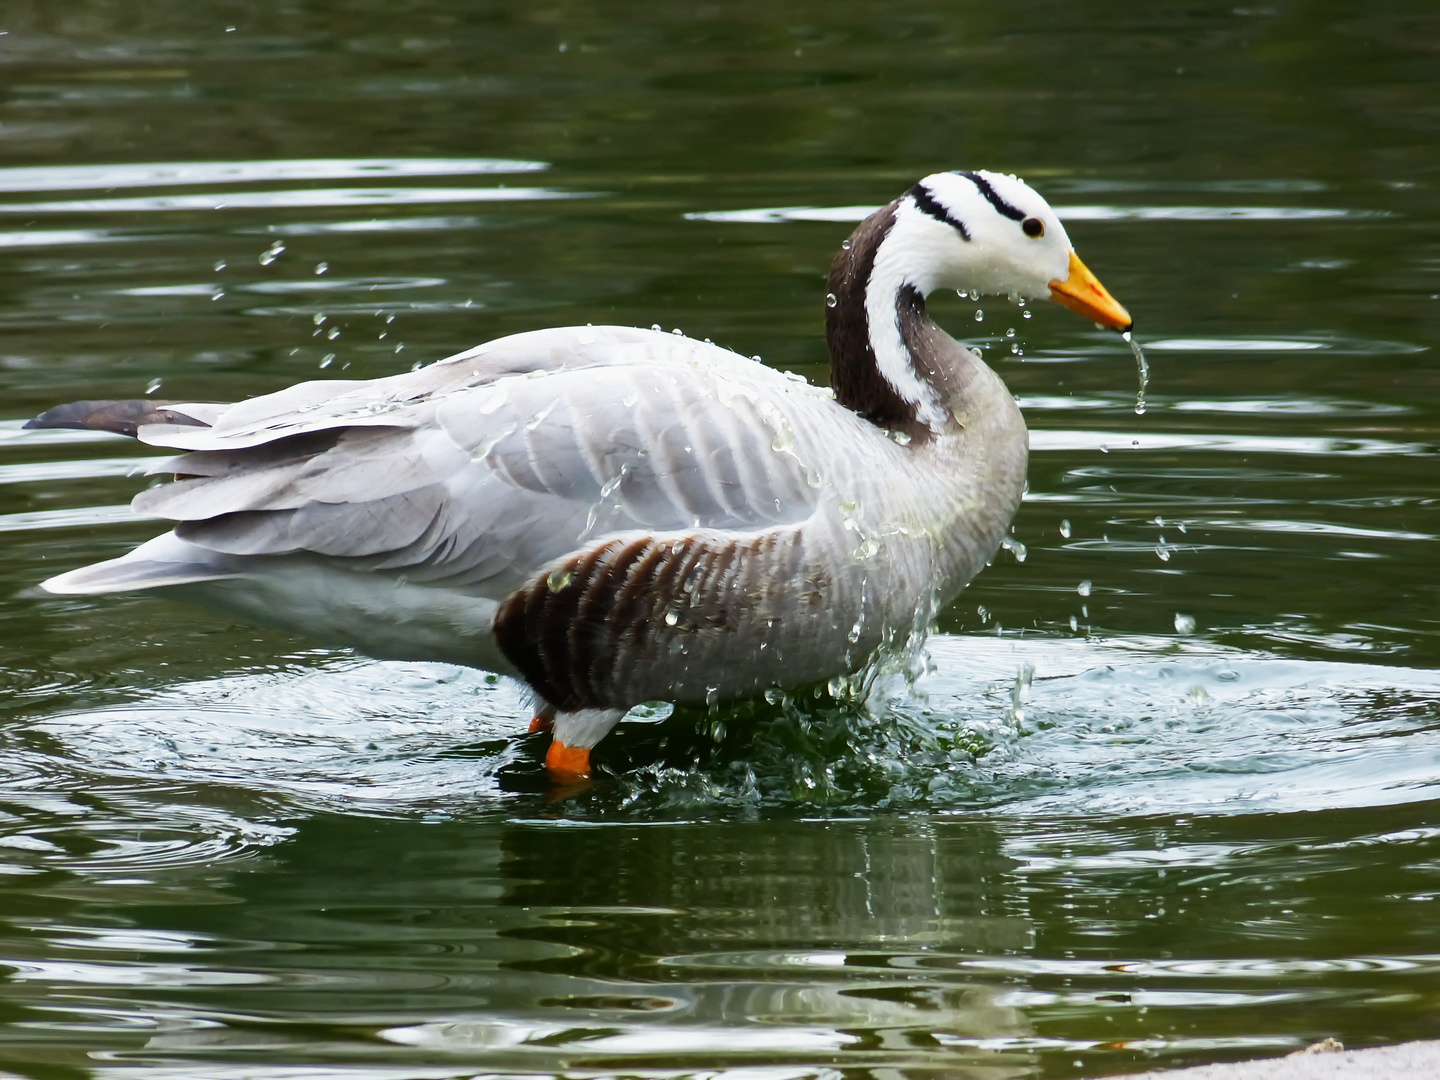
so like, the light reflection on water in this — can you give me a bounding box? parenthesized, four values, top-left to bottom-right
(0, 1, 1438, 1076)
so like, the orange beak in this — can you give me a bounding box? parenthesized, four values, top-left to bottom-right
(1048, 251, 1133, 332)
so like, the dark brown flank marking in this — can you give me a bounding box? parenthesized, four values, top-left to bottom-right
(494, 532, 793, 711)
(23, 399, 212, 438)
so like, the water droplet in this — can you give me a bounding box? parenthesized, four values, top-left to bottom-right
(1155, 544, 1171, 562)
(825, 292, 838, 308)
(144, 377, 162, 395)
(890, 429, 912, 446)
(258, 240, 285, 266)
(664, 610, 679, 627)
(1069, 614, 1079, 631)
(1174, 613, 1196, 634)
(212, 259, 226, 272)
(651, 323, 662, 332)
(600, 470, 626, 498)
(385, 314, 396, 324)
(977, 604, 989, 621)
(805, 466, 822, 488)
(1023, 309, 1032, 319)
(1124, 331, 1150, 415)
(314, 261, 329, 275)
(764, 687, 787, 706)
(211, 289, 224, 301)
(1005, 327, 1016, 338)
(318, 353, 335, 368)
(1001, 536, 1027, 563)
(326, 327, 340, 340)
(313, 312, 327, 325)
(1010, 343, 1023, 355)
(394, 343, 405, 353)
(974, 309, 984, 322)
(770, 421, 795, 454)
(1077, 580, 1092, 597)
(1177, 522, 1188, 534)
(671, 327, 684, 336)
(526, 400, 558, 431)
(547, 568, 573, 593)
(1059, 518, 1072, 538)
(841, 238, 851, 250)
(969, 289, 980, 301)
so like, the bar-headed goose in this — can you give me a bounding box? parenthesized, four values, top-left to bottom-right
(29, 170, 1131, 780)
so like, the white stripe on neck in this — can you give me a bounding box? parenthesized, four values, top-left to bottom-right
(864, 200, 954, 431)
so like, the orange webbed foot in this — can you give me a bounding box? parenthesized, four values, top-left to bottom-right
(545, 740, 591, 781)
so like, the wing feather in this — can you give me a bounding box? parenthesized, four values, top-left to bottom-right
(118, 327, 837, 597)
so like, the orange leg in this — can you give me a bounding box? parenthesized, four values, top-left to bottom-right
(528, 714, 553, 734)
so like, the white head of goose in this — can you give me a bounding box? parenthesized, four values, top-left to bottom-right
(28, 169, 1132, 781)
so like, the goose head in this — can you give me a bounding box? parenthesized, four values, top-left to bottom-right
(826, 169, 1131, 432)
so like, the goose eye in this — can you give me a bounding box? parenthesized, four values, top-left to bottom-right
(1021, 217, 1044, 238)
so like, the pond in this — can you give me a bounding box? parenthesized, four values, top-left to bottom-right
(1, 2, 1438, 1077)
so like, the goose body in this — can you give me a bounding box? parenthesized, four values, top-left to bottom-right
(29, 170, 1131, 778)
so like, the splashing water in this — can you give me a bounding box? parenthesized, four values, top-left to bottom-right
(1123, 330, 1150, 415)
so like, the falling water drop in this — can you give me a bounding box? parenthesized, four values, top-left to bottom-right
(318, 353, 334, 369)
(1077, 580, 1092, 597)
(974, 309, 984, 322)
(212, 259, 226, 272)
(841, 238, 851, 250)
(144, 377, 162, 395)
(1174, 613, 1196, 633)
(1069, 614, 1078, 632)
(258, 240, 285, 266)
(1123, 330, 1150, 415)
(825, 292, 838, 308)
(314, 261, 329, 275)
(1059, 519, 1072, 538)
(547, 569, 573, 593)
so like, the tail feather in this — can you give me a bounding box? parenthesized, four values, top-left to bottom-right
(38, 533, 235, 595)
(25, 400, 214, 439)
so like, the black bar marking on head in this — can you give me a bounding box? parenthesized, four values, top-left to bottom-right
(958, 171, 1026, 222)
(906, 183, 971, 241)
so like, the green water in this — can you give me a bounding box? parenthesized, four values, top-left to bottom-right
(1, 2, 1439, 1077)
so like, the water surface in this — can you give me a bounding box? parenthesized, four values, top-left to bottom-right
(1, 2, 1439, 1077)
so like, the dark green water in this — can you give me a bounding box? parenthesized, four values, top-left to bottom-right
(1, 2, 1439, 1077)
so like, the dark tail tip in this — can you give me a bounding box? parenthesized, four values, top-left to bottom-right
(24, 400, 210, 438)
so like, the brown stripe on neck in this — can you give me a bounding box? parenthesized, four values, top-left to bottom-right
(824, 201, 920, 431)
